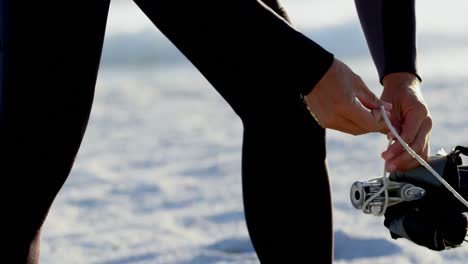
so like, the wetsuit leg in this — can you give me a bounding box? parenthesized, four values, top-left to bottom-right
(243, 3, 332, 262)
(133, 1, 333, 262)
(1, 1, 110, 263)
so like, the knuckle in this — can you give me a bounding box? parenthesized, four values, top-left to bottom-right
(426, 115, 433, 128)
(419, 105, 429, 117)
(354, 74, 364, 85)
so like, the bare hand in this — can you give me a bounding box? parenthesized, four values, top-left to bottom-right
(380, 72, 432, 172)
(303, 58, 392, 136)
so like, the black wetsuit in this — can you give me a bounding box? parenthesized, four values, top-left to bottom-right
(0, 0, 418, 263)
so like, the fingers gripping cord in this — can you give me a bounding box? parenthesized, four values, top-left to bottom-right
(362, 106, 468, 216)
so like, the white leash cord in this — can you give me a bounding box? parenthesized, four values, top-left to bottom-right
(362, 105, 468, 215)
(361, 140, 392, 216)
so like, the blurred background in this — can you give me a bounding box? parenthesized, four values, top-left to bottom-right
(41, 0, 468, 263)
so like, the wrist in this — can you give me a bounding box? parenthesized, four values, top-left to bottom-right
(382, 72, 421, 89)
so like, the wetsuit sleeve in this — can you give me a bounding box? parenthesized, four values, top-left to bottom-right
(133, 0, 334, 97)
(354, 0, 421, 83)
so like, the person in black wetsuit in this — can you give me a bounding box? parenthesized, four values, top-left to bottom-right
(0, 0, 431, 263)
